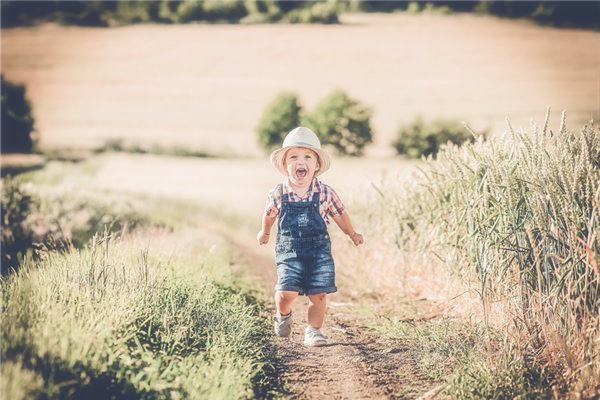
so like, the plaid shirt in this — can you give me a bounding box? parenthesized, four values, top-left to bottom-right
(264, 178, 345, 225)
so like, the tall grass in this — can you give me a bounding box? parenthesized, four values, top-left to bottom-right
(388, 111, 599, 396)
(1, 231, 280, 399)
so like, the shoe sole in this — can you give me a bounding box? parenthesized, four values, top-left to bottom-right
(304, 339, 327, 347)
(275, 328, 292, 337)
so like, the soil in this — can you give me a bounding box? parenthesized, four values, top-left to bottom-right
(269, 307, 446, 400)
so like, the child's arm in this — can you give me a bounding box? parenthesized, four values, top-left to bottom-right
(332, 211, 364, 246)
(257, 213, 277, 245)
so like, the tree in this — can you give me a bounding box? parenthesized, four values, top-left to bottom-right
(256, 92, 303, 152)
(393, 117, 484, 158)
(307, 89, 373, 156)
(1, 76, 36, 153)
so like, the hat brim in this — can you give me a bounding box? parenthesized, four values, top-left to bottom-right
(270, 145, 331, 177)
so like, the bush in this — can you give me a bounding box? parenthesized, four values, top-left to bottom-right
(393, 117, 484, 159)
(0, 174, 153, 274)
(105, 1, 158, 25)
(284, 1, 339, 24)
(256, 89, 374, 156)
(1, 178, 35, 274)
(0, 0, 342, 26)
(475, 1, 600, 29)
(306, 89, 373, 156)
(256, 92, 303, 153)
(1, 1, 113, 27)
(174, 0, 204, 23)
(173, 0, 248, 23)
(202, 0, 247, 22)
(1, 76, 36, 154)
(243, 0, 282, 23)
(244, 0, 339, 24)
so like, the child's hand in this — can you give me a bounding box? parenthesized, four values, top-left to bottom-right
(257, 230, 270, 245)
(349, 232, 364, 246)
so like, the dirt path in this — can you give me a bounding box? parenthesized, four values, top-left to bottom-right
(272, 315, 387, 400)
(197, 213, 443, 400)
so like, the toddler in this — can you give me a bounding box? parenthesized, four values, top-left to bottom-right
(257, 127, 364, 346)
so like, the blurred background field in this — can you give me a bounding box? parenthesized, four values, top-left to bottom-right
(2, 12, 598, 157)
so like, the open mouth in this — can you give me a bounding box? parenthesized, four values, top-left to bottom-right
(296, 167, 307, 178)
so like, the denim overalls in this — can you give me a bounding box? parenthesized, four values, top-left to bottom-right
(275, 184, 337, 295)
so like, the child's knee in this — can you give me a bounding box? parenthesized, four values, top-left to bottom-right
(308, 293, 326, 303)
(275, 290, 297, 303)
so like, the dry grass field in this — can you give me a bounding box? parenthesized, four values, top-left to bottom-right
(2, 13, 598, 157)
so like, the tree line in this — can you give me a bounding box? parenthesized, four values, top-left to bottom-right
(2, 1, 599, 29)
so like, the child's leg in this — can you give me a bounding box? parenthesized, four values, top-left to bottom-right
(275, 290, 298, 315)
(307, 293, 327, 328)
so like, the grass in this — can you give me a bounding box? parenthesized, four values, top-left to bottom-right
(371, 110, 600, 398)
(371, 313, 564, 399)
(0, 154, 46, 177)
(8, 159, 222, 250)
(1, 160, 286, 399)
(1, 229, 283, 399)
(93, 138, 216, 159)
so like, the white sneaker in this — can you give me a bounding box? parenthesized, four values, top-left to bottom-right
(304, 326, 328, 347)
(273, 312, 293, 337)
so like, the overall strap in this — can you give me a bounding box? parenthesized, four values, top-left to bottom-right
(310, 181, 320, 205)
(279, 183, 286, 205)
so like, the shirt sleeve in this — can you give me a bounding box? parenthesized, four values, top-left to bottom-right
(324, 185, 345, 217)
(264, 184, 280, 217)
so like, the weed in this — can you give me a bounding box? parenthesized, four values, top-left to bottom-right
(1, 177, 35, 273)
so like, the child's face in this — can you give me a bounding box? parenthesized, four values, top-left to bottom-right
(284, 147, 320, 186)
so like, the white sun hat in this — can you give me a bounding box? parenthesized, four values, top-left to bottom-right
(269, 127, 331, 176)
